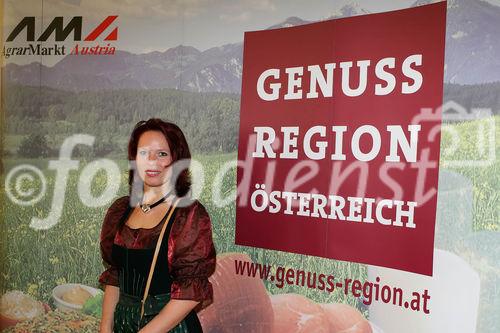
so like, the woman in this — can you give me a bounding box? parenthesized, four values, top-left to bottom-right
(98, 118, 216, 333)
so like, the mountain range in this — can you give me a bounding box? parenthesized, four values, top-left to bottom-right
(3, 0, 500, 92)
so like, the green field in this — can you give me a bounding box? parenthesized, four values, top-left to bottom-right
(1, 117, 498, 316)
(0, 152, 366, 310)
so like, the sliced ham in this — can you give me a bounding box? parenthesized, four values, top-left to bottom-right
(198, 253, 274, 333)
(271, 293, 330, 333)
(320, 303, 372, 333)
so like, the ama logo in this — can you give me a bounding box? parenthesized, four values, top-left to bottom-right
(3, 16, 119, 58)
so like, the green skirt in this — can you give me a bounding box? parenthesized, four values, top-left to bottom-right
(113, 292, 191, 333)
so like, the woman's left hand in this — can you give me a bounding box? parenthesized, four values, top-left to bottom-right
(137, 299, 200, 333)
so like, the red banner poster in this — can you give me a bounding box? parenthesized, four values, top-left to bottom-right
(236, 2, 447, 276)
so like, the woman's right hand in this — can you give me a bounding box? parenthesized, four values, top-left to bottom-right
(99, 325, 113, 333)
(100, 284, 120, 333)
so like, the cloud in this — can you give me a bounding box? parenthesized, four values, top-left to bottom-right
(5, 0, 192, 22)
(4, 0, 278, 25)
(215, 0, 276, 24)
(214, 0, 276, 12)
(219, 11, 251, 23)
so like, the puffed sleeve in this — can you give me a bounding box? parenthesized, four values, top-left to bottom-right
(98, 196, 130, 287)
(168, 200, 216, 311)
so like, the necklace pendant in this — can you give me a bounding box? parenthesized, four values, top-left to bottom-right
(141, 204, 151, 213)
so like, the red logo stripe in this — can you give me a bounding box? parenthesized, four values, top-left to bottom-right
(84, 15, 118, 41)
(104, 27, 118, 41)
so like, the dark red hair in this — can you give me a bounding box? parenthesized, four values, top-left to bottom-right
(127, 118, 192, 199)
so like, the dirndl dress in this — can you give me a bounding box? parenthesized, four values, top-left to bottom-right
(110, 205, 203, 333)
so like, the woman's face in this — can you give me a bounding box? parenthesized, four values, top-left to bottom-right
(135, 130, 173, 188)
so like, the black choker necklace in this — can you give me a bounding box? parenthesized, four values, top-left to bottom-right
(140, 190, 173, 213)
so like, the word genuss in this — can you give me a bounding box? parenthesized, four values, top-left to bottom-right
(250, 54, 425, 229)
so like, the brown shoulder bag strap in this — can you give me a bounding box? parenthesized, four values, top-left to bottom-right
(140, 197, 180, 320)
